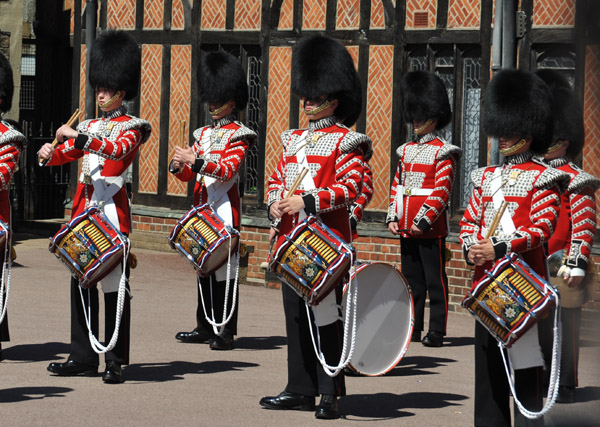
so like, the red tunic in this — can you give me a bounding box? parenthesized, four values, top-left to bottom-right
(46, 107, 151, 234)
(546, 158, 599, 271)
(459, 152, 568, 279)
(387, 134, 461, 238)
(267, 116, 372, 245)
(0, 120, 25, 224)
(348, 162, 373, 239)
(173, 116, 256, 229)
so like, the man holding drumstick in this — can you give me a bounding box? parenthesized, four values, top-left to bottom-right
(261, 35, 371, 420)
(39, 30, 151, 384)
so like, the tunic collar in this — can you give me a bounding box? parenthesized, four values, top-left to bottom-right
(547, 156, 569, 168)
(102, 106, 127, 120)
(416, 132, 437, 144)
(504, 151, 534, 165)
(308, 116, 337, 131)
(213, 114, 235, 129)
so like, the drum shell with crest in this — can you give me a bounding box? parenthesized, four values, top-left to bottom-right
(343, 262, 414, 376)
(269, 215, 354, 306)
(49, 207, 128, 288)
(461, 253, 557, 347)
(168, 204, 240, 277)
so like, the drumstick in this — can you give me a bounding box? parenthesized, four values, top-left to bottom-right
(486, 201, 507, 238)
(268, 167, 310, 262)
(40, 109, 81, 166)
(285, 167, 309, 198)
(179, 120, 187, 147)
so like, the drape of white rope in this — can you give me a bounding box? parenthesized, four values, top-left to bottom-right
(500, 289, 562, 419)
(0, 212, 13, 324)
(198, 232, 240, 334)
(79, 238, 130, 354)
(306, 250, 359, 378)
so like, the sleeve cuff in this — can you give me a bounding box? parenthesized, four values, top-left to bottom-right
(302, 194, 317, 215)
(415, 217, 431, 231)
(191, 158, 205, 173)
(492, 240, 508, 260)
(73, 133, 87, 150)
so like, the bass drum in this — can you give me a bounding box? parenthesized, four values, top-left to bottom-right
(344, 262, 414, 376)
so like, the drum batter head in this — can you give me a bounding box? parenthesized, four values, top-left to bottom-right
(345, 262, 414, 376)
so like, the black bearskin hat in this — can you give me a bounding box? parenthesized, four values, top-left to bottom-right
(483, 69, 553, 155)
(401, 71, 451, 130)
(198, 51, 248, 110)
(89, 29, 141, 100)
(291, 35, 362, 127)
(0, 52, 14, 114)
(536, 69, 584, 158)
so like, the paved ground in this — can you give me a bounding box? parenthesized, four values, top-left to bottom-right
(1, 233, 598, 426)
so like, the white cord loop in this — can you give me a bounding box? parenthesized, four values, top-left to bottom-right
(79, 238, 131, 354)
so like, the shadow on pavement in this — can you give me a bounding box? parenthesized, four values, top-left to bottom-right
(383, 355, 457, 377)
(1, 342, 71, 362)
(443, 336, 475, 347)
(570, 385, 600, 404)
(0, 386, 73, 403)
(124, 359, 259, 383)
(232, 335, 286, 351)
(340, 391, 468, 420)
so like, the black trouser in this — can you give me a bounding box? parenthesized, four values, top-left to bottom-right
(558, 307, 581, 388)
(196, 275, 238, 336)
(282, 284, 345, 398)
(69, 268, 131, 367)
(0, 312, 8, 342)
(400, 237, 448, 335)
(474, 321, 544, 427)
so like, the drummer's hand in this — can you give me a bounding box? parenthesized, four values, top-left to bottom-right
(566, 275, 583, 288)
(269, 227, 278, 243)
(269, 201, 282, 219)
(279, 195, 305, 215)
(173, 146, 195, 165)
(388, 222, 400, 235)
(38, 143, 55, 161)
(410, 223, 423, 236)
(56, 124, 78, 142)
(469, 238, 495, 266)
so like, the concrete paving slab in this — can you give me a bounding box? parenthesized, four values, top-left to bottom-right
(0, 234, 598, 426)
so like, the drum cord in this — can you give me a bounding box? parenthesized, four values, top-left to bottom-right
(0, 211, 13, 324)
(197, 235, 240, 333)
(306, 251, 359, 378)
(500, 288, 561, 419)
(79, 237, 131, 354)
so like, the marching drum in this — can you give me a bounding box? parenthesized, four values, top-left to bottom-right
(461, 252, 557, 348)
(0, 220, 7, 249)
(344, 263, 414, 376)
(169, 204, 240, 276)
(49, 207, 128, 288)
(270, 215, 354, 306)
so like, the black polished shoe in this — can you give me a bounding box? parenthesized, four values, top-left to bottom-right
(556, 386, 575, 403)
(209, 333, 234, 351)
(260, 391, 315, 411)
(47, 359, 98, 377)
(315, 394, 340, 419)
(422, 331, 443, 347)
(411, 330, 422, 343)
(102, 361, 123, 384)
(175, 328, 215, 343)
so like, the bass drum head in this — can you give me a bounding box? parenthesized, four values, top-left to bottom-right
(345, 262, 414, 376)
